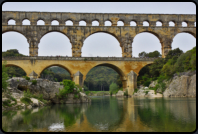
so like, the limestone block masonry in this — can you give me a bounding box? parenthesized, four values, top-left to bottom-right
(2, 11, 196, 58)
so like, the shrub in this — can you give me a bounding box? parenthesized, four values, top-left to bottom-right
(20, 97, 32, 105)
(31, 80, 37, 85)
(73, 94, 79, 99)
(145, 91, 149, 95)
(56, 80, 75, 98)
(24, 76, 30, 80)
(75, 84, 82, 92)
(23, 89, 32, 98)
(109, 82, 119, 94)
(124, 89, 128, 96)
(143, 80, 151, 87)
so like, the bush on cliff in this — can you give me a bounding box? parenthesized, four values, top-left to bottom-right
(56, 79, 75, 98)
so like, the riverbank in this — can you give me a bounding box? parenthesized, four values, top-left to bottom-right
(133, 70, 196, 98)
(2, 77, 91, 111)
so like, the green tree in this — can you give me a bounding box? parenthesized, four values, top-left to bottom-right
(2, 61, 9, 91)
(147, 50, 161, 58)
(165, 48, 183, 62)
(109, 82, 119, 94)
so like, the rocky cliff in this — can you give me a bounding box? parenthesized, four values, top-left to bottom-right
(163, 71, 196, 97)
(6, 77, 91, 104)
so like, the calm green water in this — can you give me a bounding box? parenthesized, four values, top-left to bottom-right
(2, 96, 196, 132)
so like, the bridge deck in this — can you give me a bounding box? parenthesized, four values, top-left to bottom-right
(2, 56, 158, 61)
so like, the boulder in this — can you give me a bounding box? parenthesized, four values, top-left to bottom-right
(116, 90, 124, 96)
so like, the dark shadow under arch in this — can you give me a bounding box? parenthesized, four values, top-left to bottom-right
(86, 63, 125, 78)
(39, 64, 72, 78)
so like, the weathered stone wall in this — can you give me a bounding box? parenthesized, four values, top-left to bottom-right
(2, 11, 196, 57)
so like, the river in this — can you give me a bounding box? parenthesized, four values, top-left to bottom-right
(2, 96, 196, 132)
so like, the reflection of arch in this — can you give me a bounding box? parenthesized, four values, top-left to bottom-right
(5, 64, 27, 75)
(39, 64, 72, 78)
(85, 63, 125, 79)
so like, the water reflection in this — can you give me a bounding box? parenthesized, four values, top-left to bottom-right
(85, 96, 125, 131)
(2, 97, 196, 132)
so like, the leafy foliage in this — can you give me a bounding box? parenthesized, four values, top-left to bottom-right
(2, 61, 9, 91)
(31, 80, 37, 85)
(56, 80, 75, 98)
(138, 50, 161, 58)
(109, 82, 119, 95)
(20, 97, 32, 105)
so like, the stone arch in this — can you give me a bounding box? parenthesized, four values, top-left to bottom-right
(79, 20, 87, 26)
(2, 30, 27, 40)
(51, 19, 60, 25)
(5, 64, 28, 76)
(143, 20, 150, 26)
(37, 19, 45, 25)
(82, 31, 122, 57)
(22, 18, 31, 25)
(137, 62, 153, 76)
(182, 21, 188, 27)
(38, 31, 72, 56)
(174, 31, 196, 39)
(7, 18, 16, 25)
(117, 20, 124, 26)
(38, 64, 73, 78)
(39, 30, 71, 43)
(84, 63, 126, 81)
(169, 21, 175, 26)
(104, 19, 112, 26)
(171, 32, 196, 52)
(92, 20, 99, 26)
(65, 19, 73, 25)
(130, 20, 137, 26)
(132, 31, 162, 57)
(156, 20, 163, 26)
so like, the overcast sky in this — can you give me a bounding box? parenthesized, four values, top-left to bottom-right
(2, 2, 196, 57)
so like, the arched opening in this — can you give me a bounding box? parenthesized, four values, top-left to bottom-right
(40, 66, 72, 82)
(5, 65, 27, 78)
(92, 20, 99, 26)
(8, 19, 16, 25)
(84, 64, 123, 93)
(37, 20, 45, 25)
(22, 19, 31, 25)
(79, 20, 86, 26)
(169, 21, 175, 27)
(132, 32, 161, 57)
(130, 21, 137, 26)
(82, 32, 122, 57)
(51, 20, 59, 25)
(194, 22, 196, 27)
(39, 32, 72, 56)
(172, 33, 196, 53)
(137, 64, 153, 87)
(117, 21, 124, 26)
(65, 20, 73, 26)
(182, 21, 188, 27)
(2, 31, 29, 56)
(143, 21, 149, 26)
(156, 21, 162, 26)
(105, 20, 112, 26)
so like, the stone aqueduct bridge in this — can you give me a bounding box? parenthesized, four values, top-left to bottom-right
(2, 11, 196, 96)
(2, 56, 155, 96)
(2, 11, 196, 58)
